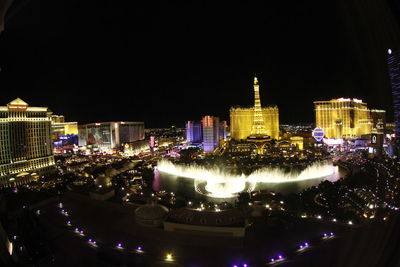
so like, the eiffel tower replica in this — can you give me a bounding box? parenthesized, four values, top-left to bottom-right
(247, 76, 271, 154)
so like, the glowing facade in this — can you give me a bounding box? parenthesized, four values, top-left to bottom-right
(0, 98, 55, 187)
(388, 48, 400, 137)
(230, 77, 279, 140)
(185, 121, 202, 143)
(314, 98, 384, 139)
(202, 116, 220, 152)
(219, 120, 228, 140)
(250, 77, 268, 136)
(370, 109, 386, 134)
(290, 136, 304, 150)
(79, 121, 145, 151)
(51, 115, 78, 146)
(51, 115, 78, 135)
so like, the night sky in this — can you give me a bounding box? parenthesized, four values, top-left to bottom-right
(1, 1, 400, 127)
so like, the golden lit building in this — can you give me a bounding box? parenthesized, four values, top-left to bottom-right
(314, 98, 384, 139)
(0, 98, 55, 187)
(230, 78, 279, 141)
(51, 115, 78, 140)
(290, 136, 304, 150)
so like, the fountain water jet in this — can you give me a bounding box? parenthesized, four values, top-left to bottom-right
(157, 160, 338, 198)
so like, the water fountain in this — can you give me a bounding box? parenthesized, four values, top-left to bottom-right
(156, 160, 339, 198)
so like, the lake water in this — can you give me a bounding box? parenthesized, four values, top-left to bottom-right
(153, 161, 346, 203)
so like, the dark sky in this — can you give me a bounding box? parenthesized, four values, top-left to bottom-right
(0, 0, 400, 127)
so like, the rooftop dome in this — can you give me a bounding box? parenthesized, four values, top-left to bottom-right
(135, 202, 169, 220)
(95, 174, 112, 187)
(135, 202, 169, 227)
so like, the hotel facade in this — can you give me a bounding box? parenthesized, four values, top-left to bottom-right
(230, 106, 279, 141)
(230, 77, 279, 141)
(0, 98, 55, 187)
(314, 98, 385, 139)
(51, 115, 79, 147)
(202, 115, 220, 152)
(78, 121, 145, 151)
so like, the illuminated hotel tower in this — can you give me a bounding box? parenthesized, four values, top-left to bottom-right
(314, 98, 383, 139)
(388, 48, 400, 137)
(202, 115, 220, 152)
(250, 76, 268, 136)
(186, 121, 202, 143)
(0, 98, 55, 187)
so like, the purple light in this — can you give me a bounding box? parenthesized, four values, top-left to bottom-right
(137, 246, 142, 251)
(300, 245, 303, 249)
(278, 255, 282, 259)
(330, 232, 334, 236)
(305, 242, 309, 246)
(75, 228, 78, 231)
(88, 239, 92, 242)
(323, 233, 327, 237)
(271, 258, 275, 262)
(233, 265, 238, 267)
(117, 243, 122, 247)
(243, 264, 247, 267)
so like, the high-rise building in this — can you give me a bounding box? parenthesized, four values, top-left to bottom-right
(78, 121, 145, 151)
(370, 109, 386, 134)
(219, 120, 228, 140)
(185, 121, 203, 143)
(0, 98, 55, 187)
(202, 116, 220, 152)
(230, 77, 279, 140)
(388, 48, 400, 137)
(314, 98, 384, 139)
(51, 115, 78, 147)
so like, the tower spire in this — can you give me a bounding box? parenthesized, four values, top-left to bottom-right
(250, 75, 267, 136)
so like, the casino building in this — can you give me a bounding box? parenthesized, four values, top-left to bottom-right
(230, 77, 279, 141)
(314, 98, 385, 139)
(202, 115, 220, 152)
(78, 121, 145, 151)
(0, 98, 55, 187)
(185, 121, 202, 144)
(185, 118, 227, 152)
(51, 115, 78, 147)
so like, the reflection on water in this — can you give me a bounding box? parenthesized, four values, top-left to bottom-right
(152, 167, 161, 191)
(155, 160, 344, 200)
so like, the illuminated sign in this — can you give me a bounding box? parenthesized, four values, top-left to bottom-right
(8, 105, 27, 110)
(312, 127, 324, 142)
(323, 138, 344, 146)
(371, 134, 377, 144)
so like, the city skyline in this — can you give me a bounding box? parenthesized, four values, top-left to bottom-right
(1, 1, 400, 127)
(2, 2, 400, 266)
